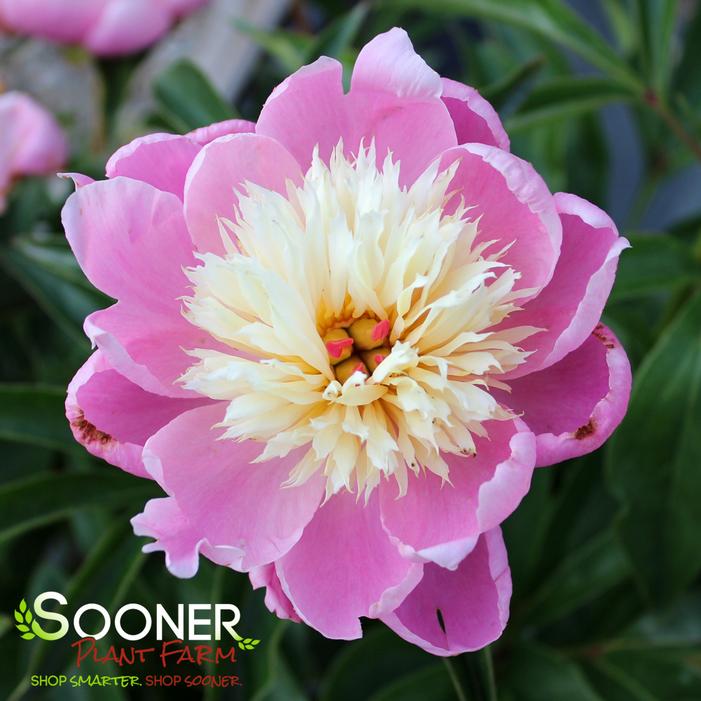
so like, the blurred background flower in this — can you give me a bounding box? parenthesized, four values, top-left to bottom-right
(1, 1, 701, 699)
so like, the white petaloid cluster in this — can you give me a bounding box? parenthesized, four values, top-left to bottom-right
(181, 142, 538, 498)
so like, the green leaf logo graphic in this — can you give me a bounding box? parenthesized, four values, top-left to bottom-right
(231, 630, 261, 651)
(14, 599, 36, 640)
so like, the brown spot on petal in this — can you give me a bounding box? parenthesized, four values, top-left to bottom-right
(574, 420, 595, 440)
(593, 324, 615, 349)
(71, 411, 112, 446)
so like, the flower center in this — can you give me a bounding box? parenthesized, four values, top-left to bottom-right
(180, 142, 538, 498)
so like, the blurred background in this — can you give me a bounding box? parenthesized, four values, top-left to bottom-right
(1, 0, 701, 699)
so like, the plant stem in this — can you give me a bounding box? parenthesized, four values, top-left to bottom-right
(644, 89, 701, 163)
(444, 658, 470, 701)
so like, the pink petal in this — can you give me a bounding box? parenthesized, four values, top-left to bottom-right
(0, 0, 105, 43)
(66, 350, 206, 477)
(380, 419, 535, 570)
(275, 490, 423, 640)
(381, 529, 511, 656)
(183, 132, 303, 255)
(351, 28, 442, 99)
(256, 56, 351, 169)
(84, 0, 171, 57)
(501, 324, 631, 467)
(83, 302, 215, 399)
(106, 133, 200, 199)
(249, 565, 301, 623)
(439, 144, 562, 294)
(257, 47, 457, 184)
(142, 403, 325, 571)
(62, 176, 195, 309)
(186, 119, 255, 145)
(441, 78, 510, 150)
(0, 92, 67, 180)
(507, 193, 630, 378)
(131, 497, 243, 578)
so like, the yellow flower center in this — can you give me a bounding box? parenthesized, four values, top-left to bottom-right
(180, 143, 538, 498)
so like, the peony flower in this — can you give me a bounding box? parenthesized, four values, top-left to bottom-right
(0, 91, 67, 212)
(63, 29, 631, 655)
(0, 0, 209, 57)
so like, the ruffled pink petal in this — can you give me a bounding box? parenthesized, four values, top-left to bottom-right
(380, 419, 535, 570)
(62, 176, 195, 308)
(501, 324, 631, 467)
(183, 132, 304, 255)
(131, 497, 243, 578)
(58, 172, 94, 189)
(439, 144, 562, 294)
(441, 78, 510, 150)
(83, 302, 216, 398)
(0, 0, 105, 43)
(351, 27, 442, 99)
(249, 564, 301, 623)
(275, 490, 423, 640)
(381, 529, 511, 656)
(106, 133, 200, 199)
(257, 32, 457, 183)
(66, 350, 206, 477)
(143, 403, 325, 571)
(507, 193, 629, 378)
(186, 119, 255, 145)
(84, 0, 171, 56)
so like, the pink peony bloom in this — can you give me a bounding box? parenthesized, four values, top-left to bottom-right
(0, 91, 67, 212)
(63, 29, 631, 655)
(0, 0, 209, 57)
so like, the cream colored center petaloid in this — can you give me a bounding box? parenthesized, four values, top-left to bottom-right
(181, 142, 538, 499)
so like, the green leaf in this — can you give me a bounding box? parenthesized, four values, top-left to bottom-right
(607, 292, 701, 604)
(367, 664, 455, 701)
(609, 233, 701, 302)
(0, 245, 105, 345)
(234, 21, 313, 73)
(311, 2, 369, 60)
(383, 0, 642, 92)
(320, 626, 434, 701)
(24, 610, 32, 624)
(154, 59, 234, 132)
(516, 531, 630, 627)
(20, 633, 35, 641)
(19, 600, 27, 614)
(0, 385, 76, 451)
(635, 0, 679, 95)
(505, 77, 635, 132)
(480, 54, 546, 109)
(501, 645, 604, 701)
(0, 471, 159, 544)
(16, 624, 29, 633)
(13, 611, 22, 623)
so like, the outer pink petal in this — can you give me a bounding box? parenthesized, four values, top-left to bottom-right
(106, 134, 200, 199)
(257, 34, 457, 184)
(66, 350, 206, 477)
(84, 0, 171, 56)
(62, 176, 195, 309)
(501, 324, 631, 467)
(0, 0, 105, 43)
(381, 529, 511, 656)
(441, 77, 510, 150)
(142, 403, 325, 571)
(249, 565, 301, 623)
(380, 419, 535, 570)
(256, 57, 350, 169)
(440, 144, 562, 294)
(186, 119, 255, 145)
(351, 27, 442, 99)
(131, 497, 243, 578)
(507, 193, 630, 378)
(183, 132, 303, 255)
(275, 490, 423, 640)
